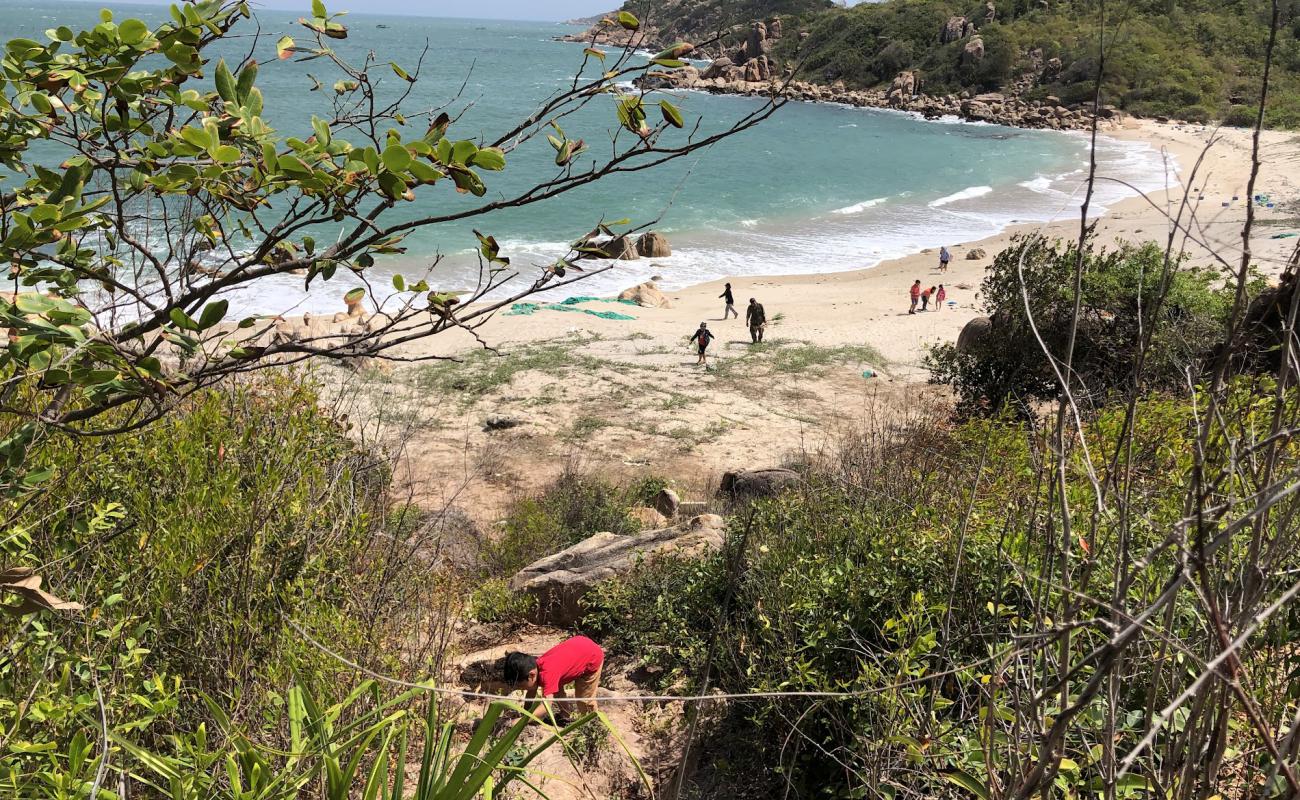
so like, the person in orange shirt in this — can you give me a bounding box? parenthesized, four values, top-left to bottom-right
(909, 280, 922, 314)
(504, 636, 605, 721)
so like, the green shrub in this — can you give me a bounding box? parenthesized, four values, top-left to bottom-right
(582, 386, 1289, 796)
(1, 376, 404, 790)
(925, 235, 1240, 416)
(479, 470, 638, 579)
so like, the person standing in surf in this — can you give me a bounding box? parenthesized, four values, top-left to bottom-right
(939, 246, 951, 273)
(720, 283, 738, 320)
(689, 322, 716, 366)
(909, 280, 922, 315)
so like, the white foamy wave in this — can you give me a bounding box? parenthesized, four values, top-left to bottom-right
(1018, 175, 1054, 193)
(929, 186, 994, 207)
(739, 219, 759, 228)
(830, 197, 889, 215)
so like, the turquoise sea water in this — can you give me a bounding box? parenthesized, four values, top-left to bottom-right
(3, 1, 1175, 314)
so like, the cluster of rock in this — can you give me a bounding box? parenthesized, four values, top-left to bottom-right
(643, 66, 1124, 132)
(587, 230, 672, 261)
(630, 7, 1127, 133)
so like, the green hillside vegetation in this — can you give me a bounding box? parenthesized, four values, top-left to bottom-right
(631, 0, 1300, 127)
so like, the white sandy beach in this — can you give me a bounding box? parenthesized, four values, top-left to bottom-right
(335, 119, 1300, 517)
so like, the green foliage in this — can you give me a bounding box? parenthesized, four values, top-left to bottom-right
(764, 0, 1300, 127)
(0, 377, 395, 793)
(926, 235, 1240, 415)
(585, 384, 1300, 796)
(483, 471, 638, 578)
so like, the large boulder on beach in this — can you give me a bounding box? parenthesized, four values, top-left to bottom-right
(509, 514, 726, 626)
(966, 247, 987, 260)
(596, 236, 639, 260)
(618, 281, 672, 309)
(718, 468, 801, 500)
(636, 231, 672, 257)
(957, 316, 994, 353)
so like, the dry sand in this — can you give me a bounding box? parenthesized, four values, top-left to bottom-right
(335, 120, 1300, 519)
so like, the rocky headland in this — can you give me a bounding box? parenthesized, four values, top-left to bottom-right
(568, 11, 1128, 132)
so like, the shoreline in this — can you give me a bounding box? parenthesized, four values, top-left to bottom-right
(378, 117, 1297, 377)
(346, 116, 1299, 516)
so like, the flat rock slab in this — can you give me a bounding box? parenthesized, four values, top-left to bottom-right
(510, 514, 726, 627)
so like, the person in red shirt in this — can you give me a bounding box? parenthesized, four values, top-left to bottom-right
(504, 636, 605, 719)
(909, 280, 922, 315)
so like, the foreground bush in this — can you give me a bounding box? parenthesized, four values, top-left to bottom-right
(0, 377, 404, 790)
(586, 382, 1300, 797)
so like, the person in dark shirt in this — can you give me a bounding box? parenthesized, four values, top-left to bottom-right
(746, 297, 767, 343)
(504, 636, 605, 723)
(719, 282, 738, 319)
(689, 321, 715, 366)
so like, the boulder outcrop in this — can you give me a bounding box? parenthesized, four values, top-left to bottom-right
(940, 16, 975, 44)
(636, 231, 672, 257)
(510, 514, 727, 626)
(718, 468, 801, 500)
(597, 236, 639, 260)
(957, 316, 994, 353)
(618, 281, 672, 309)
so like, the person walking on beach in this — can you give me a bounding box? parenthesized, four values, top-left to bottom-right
(504, 636, 605, 724)
(746, 297, 767, 343)
(909, 280, 922, 314)
(720, 282, 738, 320)
(689, 321, 716, 366)
(936, 284, 947, 310)
(939, 246, 951, 273)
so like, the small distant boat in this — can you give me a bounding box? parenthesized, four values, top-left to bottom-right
(376, 23, 388, 28)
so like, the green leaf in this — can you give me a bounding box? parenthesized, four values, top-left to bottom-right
(650, 58, 687, 69)
(344, 287, 365, 305)
(943, 770, 991, 800)
(118, 18, 149, 46)
(169, 308, 199, 331)
(311, 116, 331, 146)
(392, 274, 405, 291)
(470, 147, 506, 171)
(276, 35, 295, 60)
(29, 93, 53, 114)
(660, 100, 684, 128)
(236, 60, 258, 103)
(389, 61, 414, 82)
(311, 0, 327, 18)
(180, 126, 211, 150)
(278, 154, 311, 174)
(616, 10, 639, 30)
(407, 161, 443, 183)
(381, 144, 411, 172)
(198, 300, 228, 329)
(583, 47, 606, 62)
(212, 145, 241, 163)
(214, 59, 237, 103)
